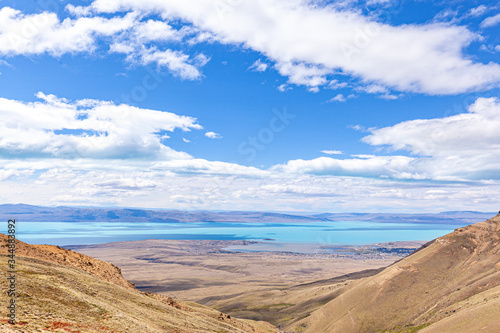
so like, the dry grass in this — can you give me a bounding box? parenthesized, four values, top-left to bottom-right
(0, 237, 278, 333)
(300, 214, 500, 332)
(72, 239, 406, 329)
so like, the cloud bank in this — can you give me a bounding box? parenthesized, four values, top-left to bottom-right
(79, 0, 500, 94)
(0, 1, 499, 94)
(275, 97, 500, 182)
(1, 93, 500, 211)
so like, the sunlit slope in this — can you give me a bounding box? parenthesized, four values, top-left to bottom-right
(301, 214, 500, 333)
(0, 236, 277, 333)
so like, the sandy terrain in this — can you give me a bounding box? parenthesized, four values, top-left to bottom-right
(70, 239, 425, 328)
(71, 240, 421, 300)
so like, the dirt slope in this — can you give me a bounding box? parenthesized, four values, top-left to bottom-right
(0, 235, 277, 333)
(0, 234, 135, 291)
(300, 214, 500, 333)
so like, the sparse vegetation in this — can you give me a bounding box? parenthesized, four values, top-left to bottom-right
(249, 303, 294, 310)
(302, 214, 500, 332)
(0, 235, 278, 333)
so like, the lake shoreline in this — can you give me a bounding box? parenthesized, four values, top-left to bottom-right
(222, 239, 427, 254)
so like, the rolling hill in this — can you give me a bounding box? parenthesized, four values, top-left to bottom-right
(0, 234, 278, 333)
(298, 213, 500, 332)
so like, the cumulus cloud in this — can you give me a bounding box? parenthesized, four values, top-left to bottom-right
(0, 7, 208, 79)
(362, 97, 500, 158)
(120, 47, 205, 80)
(327, 94, 355, 102)
(0, 7, 135, 56)
(277, 84, 290, 92)
(0, 92, 276, 209)
(0, 92, 201, 160)
(272, 155, 418, 179)
(205, 131, 222, 139)
(1, 2, 499, 93)
(2, 95, 500, 211)
(274, 97, 500, 182)
(468, 5, 488, 18)
(481, 13, 500, 28)
(5, 165, 499, 212)
(79, 0, 500, 94)
(327, 79, 348, 90)
(321, 150, 343, 155)
(249, 59, 268, 72)
(0, 93, 274, 184)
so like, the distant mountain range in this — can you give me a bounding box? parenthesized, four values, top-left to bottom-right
(0, 204, 495, 224)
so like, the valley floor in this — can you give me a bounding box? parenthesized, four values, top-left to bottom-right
(72, 239, 424, 330)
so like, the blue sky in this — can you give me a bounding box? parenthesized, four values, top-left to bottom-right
(0, 0, 499, 213)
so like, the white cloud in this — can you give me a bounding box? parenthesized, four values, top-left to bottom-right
(108, 18, 209, 79)
(275, 62, 330, 91)
(0, 169, 32, 181)
(321, 150, 343, 155)
(361, 84, 389, 94)
(182, 138, 191, 143)
(481, 13, 500, 28)
(366, 0, 392, 6)
(328, 93, 355, 102)
(329, 94, 346, 102)
(2, 95, 500, 211)
(133, 19, 181, 43)
(277, 84, 290, 92)
(1, 2, 499, 94)
(205, 131, 222, 139)
(274, 97, 500, 182)
(81, 0, 500, 94)
(0, 7, 208, 80)
(4, 160, 500, 212)
(362, 97, 500, 159)
(65, 4, 93, 17)
(130, 47, 204, 80)
(432, 9, 459, 24)
(358, 84, 397, 99)
(496, 45, 500, 52)
(327, 79, 348, 90)
(249, 59, 268, 72)
(0, 92, 201, 160)
(0, 7, 136, 56)
(272, 155, 418, 179)
(468, 5, 488, 18)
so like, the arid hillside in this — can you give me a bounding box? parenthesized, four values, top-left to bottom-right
(299, 214, 500, 333)
(0, 235, 278, 333)
(0, 233, 135, 291)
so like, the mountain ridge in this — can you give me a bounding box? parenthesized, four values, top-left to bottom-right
(0, 204, 494, 224)
(299, 213, 500, 332)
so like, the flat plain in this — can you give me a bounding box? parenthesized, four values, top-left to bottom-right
(72, 239, 425, 328)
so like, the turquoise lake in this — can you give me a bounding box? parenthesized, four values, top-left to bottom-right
(14, 220, 469, 248)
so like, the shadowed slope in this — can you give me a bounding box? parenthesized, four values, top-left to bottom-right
(301, 214, 500, 333)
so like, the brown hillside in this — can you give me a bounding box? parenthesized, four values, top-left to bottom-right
(0, 234, 135, 290)
(0, 234, 278, 333)
(301, 214, 500, 333)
